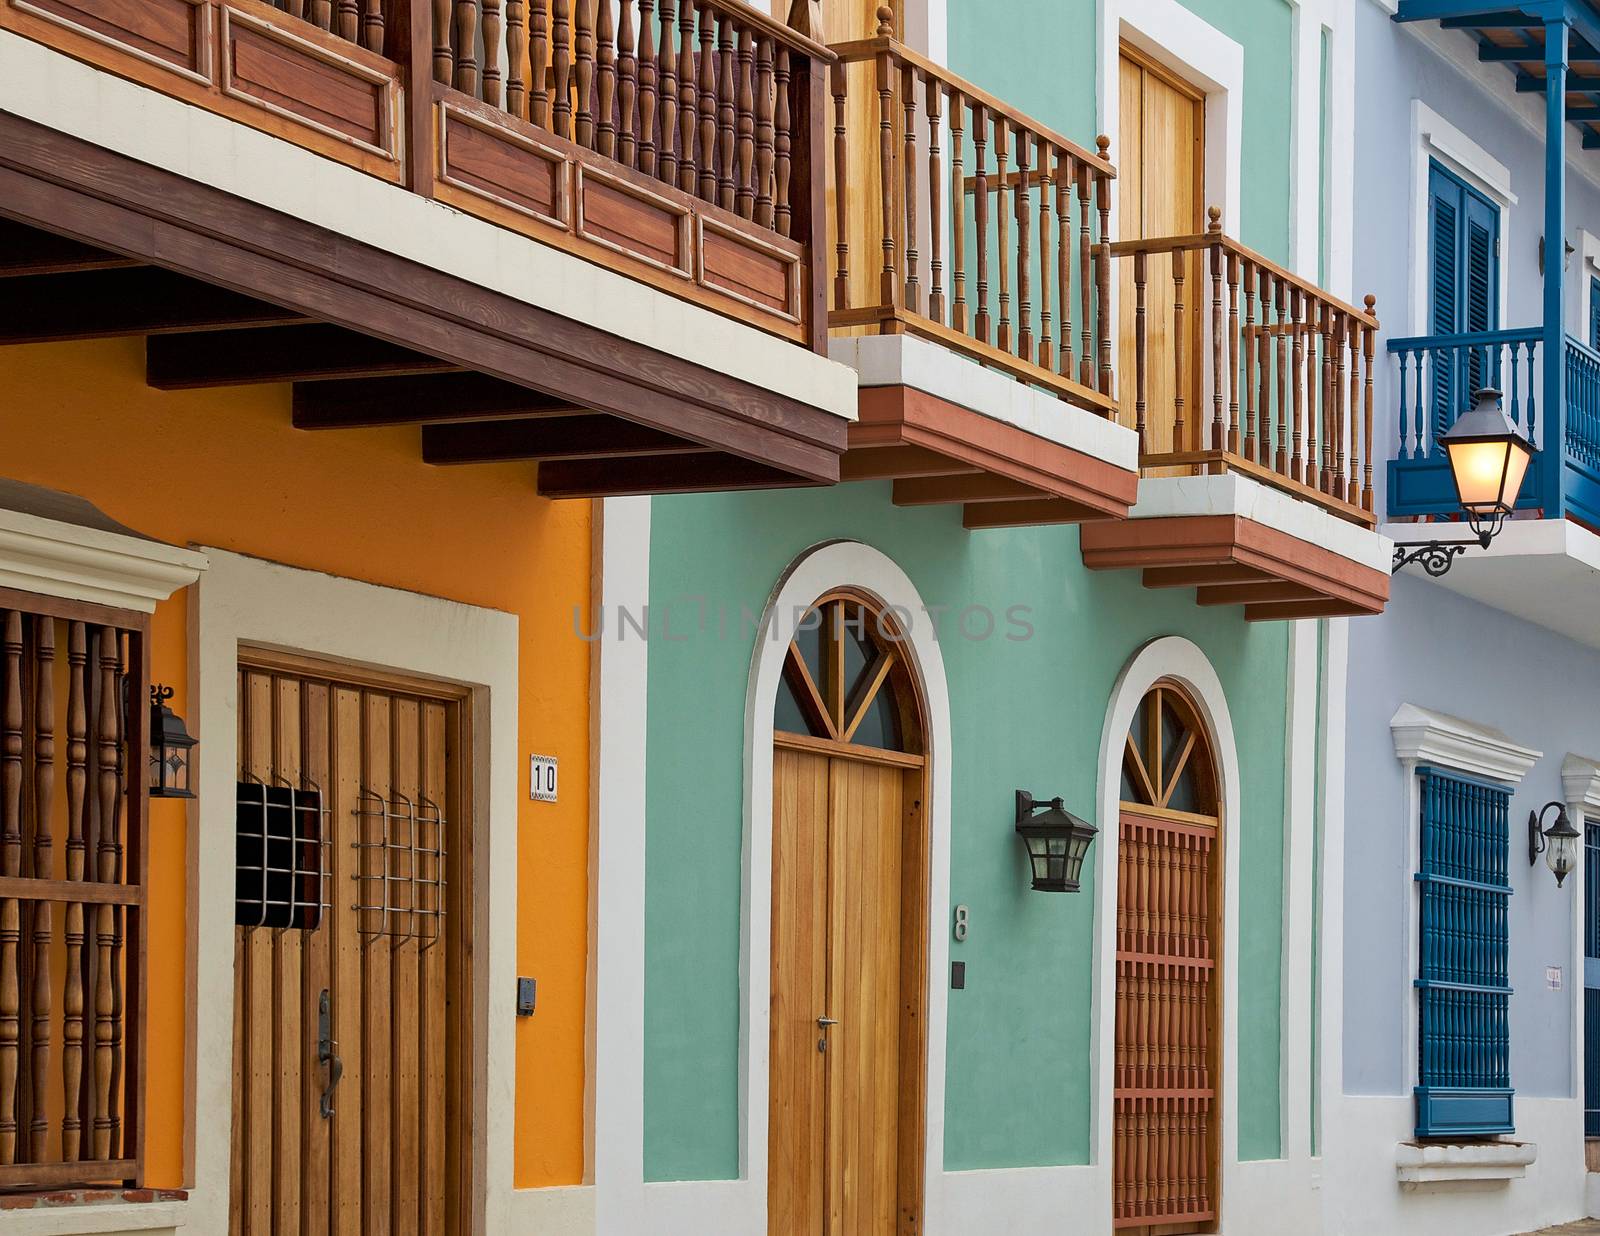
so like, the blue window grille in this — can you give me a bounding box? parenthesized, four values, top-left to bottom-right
(1586, 822, 1600, 1138)
(1414, 766, 1514, 1139)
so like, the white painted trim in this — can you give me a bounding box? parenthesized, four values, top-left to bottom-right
(1318, 617, 1350, 1160)
(1408, 99, 1516, 338)
(189, 549, 519, 1236)
(1395, 1139, 1538, 1185)
(1580, 229, 1600, 342)
(737, 541, 954, 1234)
(1126, 473, 1395, 575)
(0, 32, 858, 423)
(1324, 2, 1357, 301)
(1564, 753, 1598, 1124)
(0, 1203, 185, 1236)
(0, 507, 206, 613)
(590, 497, 652, 1234)
(1389, 702, 1542, 785)
(1563, 753, 1600, 816)
(506, 1182, 596, 1234)
(829, 333, 1139, 471)
(1283, 621, 1319, 1165)
(1093, 638, 1246, 1229)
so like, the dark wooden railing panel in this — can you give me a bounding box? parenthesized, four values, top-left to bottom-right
(829, 20, 1117, 415)
(0, 600, 146, 1193)
(1112, 210, 1379, 524)
(265, 0, 387, 47)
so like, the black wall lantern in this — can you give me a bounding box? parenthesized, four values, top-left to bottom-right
(1015, 790, 1098, 893)
(149, 684, 197, 799)
(1529, 800, 1580, 888)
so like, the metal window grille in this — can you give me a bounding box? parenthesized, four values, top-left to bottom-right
(352, 789, 447, 947)
(1414, 766, 1514, 1139)
(1586, 825, 1600, 1138)
(235, 777, 330, 931)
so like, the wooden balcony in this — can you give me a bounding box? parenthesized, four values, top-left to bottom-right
(0, 0, 852, 495)
(821, 15, 1137, 527)
(1081, 213, 1391, 619)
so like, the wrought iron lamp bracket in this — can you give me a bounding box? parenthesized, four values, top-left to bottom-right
(1390, 532, 1492, 577)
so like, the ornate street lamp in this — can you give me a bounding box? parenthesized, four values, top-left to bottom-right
(148, 684, 198, 799)
(1015, 791, 1098, 893)
(1528, 801, 1581, 888)
(1392, 388, 1535, 576)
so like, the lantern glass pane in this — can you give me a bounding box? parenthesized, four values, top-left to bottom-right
(1447, 439, 1529, 513)
(1549, 830, 1579, 880)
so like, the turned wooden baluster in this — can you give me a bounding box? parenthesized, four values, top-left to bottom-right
(1241, 261, 1256, 461)
(877, 19, 899, 313)
(1259, 267, 1274, 469)
(1172, 248, 1186, 450)
(311, 0, 332, 31)
(926, 76, 945, 324)
(774, 47, 791, 237)
(362, 0, 384, 51)
(995, 116, 1012, 354)
(0, 611, 20, 1166)
(433, 0, 454, 83)
(1363, 299, 1377, 511)
(618, 1, 638, 163)
(530, 0, 551, 124)
(1319, 303, 1334, 492)
(1274, 279, 1288, 475)
(1227, 251, 1241, 457)
(754, 36, 774, 227)
(1096, 139, 1113, 397)
(1057, 153, 1073, 379)
(597, 0, 617, 156)
(678, 0, 697, 192)
(636, 0, 657, 172)
(287, 0, 305, 17)
(575, 0, 595, 147)
(453, 0, 480, 96)
(551, 0, 573, 138)
(949, 89, 967, 333)
(1078, 161, 1092, 390)
(830, 59, 849, 307)
(1016, 127, 1033, 364)
(736, 29, 755, 218)
(902, 63, 920, 314)
(1289, 286, 1304, 483)
(29, 620, 53, 1163)
(657, 0, 678, 183)
(972, 102, 989, 343)
(1335, 313, 1350, 498)
(1134, 250, 1149, 452)
(337, 0, 358, 41)
(1208, 211, 1225, 451)
(92, 627, 121, 1160)
(60, 623, 85, 1162)
(717, 17, 738, 211)
(1037, 136, 1052, 374)
(507, 1, 528, 118)
(481, 0, 503, 107)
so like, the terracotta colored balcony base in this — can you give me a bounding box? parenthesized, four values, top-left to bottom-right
(1080, 475, 1391, 620)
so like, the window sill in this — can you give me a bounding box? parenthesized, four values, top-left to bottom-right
(1395, 1139, 1537, 1186)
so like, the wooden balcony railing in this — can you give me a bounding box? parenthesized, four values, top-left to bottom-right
(1113, 211, 1379, 525)
(827, 14, 1117, 415)
(261, 0, 389, 49)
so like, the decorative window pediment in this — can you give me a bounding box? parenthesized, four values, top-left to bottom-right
(1390, 702, 1540, 784)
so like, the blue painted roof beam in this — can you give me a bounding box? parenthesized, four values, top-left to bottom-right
(1397, 0, 1600, 55)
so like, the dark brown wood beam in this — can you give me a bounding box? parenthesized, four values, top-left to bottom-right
(536, 454, 816, 498)
(891, 475, 1050, 506)
(293, 372, 584, 429)
(1141, 564, 1271, 590)
(147, 324, 456, 389)
(0, 268, 299, 343)
(961, 498, 1106, 529)
(1244, 599, 1375, 622)
(839, 446, 978, 482)
(1195, 581, 1318, 607)
(0, 219, 135, 278)
(423, 417, 703, 463)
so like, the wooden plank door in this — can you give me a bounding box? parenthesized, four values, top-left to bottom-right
(1117, 47, 1205, 454)
(230, 654, 470, 1236)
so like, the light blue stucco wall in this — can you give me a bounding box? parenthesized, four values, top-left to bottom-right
(1345, 3, 1600, 1104)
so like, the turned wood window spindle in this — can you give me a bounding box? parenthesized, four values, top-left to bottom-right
(27, 621, 53, 1164)
(1, 611, 19, 1168)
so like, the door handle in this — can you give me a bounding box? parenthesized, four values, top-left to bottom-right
(317, 989, 343, 1119)
(817, 1017, 839, 1028)
(816, 1016, 837, 1053)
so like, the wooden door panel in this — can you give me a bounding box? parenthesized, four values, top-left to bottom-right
(769, 747, 830, 1236)
(231, 660, 467, 1236)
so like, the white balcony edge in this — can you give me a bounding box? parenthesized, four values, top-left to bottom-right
(1395, 1139, 1538, 1186)
(0, 31, 859, 423)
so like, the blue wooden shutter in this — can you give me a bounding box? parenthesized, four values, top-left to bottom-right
(1429, 164, 1462, 441)
(1590, 277, 1600, 352)
(1414, 766, 1514, 1139)
(1428, 162, 1501, 443)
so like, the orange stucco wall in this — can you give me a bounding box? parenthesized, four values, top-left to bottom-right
(2, 337, 591, 1189)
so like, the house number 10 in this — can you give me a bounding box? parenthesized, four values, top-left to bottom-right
(952, 905, 969, 942)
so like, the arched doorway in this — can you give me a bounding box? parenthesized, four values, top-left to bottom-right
(1113, 680, 1222, 1234)
(767, 590, 929, 1235)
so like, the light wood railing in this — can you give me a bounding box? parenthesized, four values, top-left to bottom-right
(264, 0, 390, 49)
(828, 10, 1117, 415)
(1113, 209, 1380, 524)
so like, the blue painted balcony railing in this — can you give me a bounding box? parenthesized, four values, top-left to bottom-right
(1389, 329, 1600, 527)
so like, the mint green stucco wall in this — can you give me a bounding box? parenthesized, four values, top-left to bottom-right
(948, 0, 1296, 265)
(642, 486, 1289, 1181)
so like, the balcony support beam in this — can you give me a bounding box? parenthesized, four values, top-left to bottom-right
(1544, 15, 1569, 518)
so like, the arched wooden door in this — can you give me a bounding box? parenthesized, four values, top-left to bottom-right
(768, 591, 928, 1236)
(1114, 682, 1221, 1234)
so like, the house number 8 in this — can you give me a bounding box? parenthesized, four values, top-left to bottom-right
(952, 904, 969, 943)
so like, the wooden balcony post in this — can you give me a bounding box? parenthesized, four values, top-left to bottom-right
(387, 0, 437, 198)
(1208, 208, 1223, 452)
(1096, 136, 1113, 398)
(875, 6, 899, 317)
(789, 22, 830, 353)
(1363, 297, 1377, 512)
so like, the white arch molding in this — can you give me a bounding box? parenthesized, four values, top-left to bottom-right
(739, 539, 955, 1233)
(1092, 637, 1244, 1229)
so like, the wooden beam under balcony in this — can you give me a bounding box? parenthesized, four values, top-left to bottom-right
(534, 455, 812, 498)
(422, 418, 704, 463)
(293, 373, 584, 429)
(147, 325, 457, 389)
(0, 268, 301, 343)
(891, 475, 1052, 506)
(0, 220, 138, 277)
(961, 498, 1113, 529)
